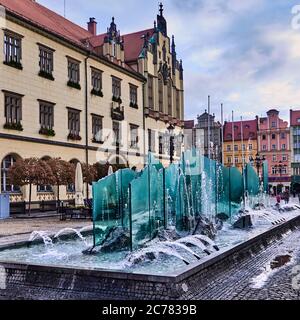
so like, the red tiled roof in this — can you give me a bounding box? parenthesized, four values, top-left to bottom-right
(290, 110, 300, 126)
(224, 119, 258, 142)
(184, 120, 194, 129)
(0, 0, 144, 77)
(123, 28, 155, 62)
(0, 0, 91, 47)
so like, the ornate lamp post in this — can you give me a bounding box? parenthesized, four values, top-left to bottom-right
(249, 153, 266, 181)
(167, 124, 175, 164)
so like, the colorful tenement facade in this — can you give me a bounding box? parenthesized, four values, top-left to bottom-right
(258, 110, 290, 194)
(223, 118, 259, 172)
(290, 110, 300, 193)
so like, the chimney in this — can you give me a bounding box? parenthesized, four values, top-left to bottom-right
(88, 17, 97, 36)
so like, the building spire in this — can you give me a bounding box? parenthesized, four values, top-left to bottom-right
(159, 2, 164, 16)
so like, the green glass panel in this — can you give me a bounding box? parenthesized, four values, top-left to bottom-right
(245, 163, 259, 195)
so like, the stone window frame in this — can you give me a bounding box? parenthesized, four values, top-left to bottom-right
(67, 56, 81, 86)
(3, 29, 23, 68)
(112, 76, 122, 99)
(158, 75, 164, 113)
(129, 84, 138, 107)
(38, 43, 54, 77)
(91, 67, 103, 92)
(91, 114, 103, 143)
(3, 90, 23, 125)
(67, 107, 81, 136)
(129, 123, 139, 149)
(176, 89, 180, 119)
(148, 75, 154, 109)
(167, 80, 172, 116)
(39, 100, 55, 130)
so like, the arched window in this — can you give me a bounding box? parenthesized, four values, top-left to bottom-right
(167, 81, 172, 116)
(158, 75, 164, 113)
(1, 154, 20, 193)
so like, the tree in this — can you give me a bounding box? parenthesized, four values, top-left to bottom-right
(82, 163, 97, 185)
(8, 158, 54, 214)
(93, 162, 127, 181)
(46, 158, 74, 204)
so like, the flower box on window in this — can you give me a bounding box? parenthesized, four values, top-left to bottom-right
(112, 96, 122, 104)
(130, 102, 138, 109)
(67, 133, 82, 141)
(39, 127, 55, 137)
(92, 137, 104, 144)
(111, 105, 124, 121)
(3, 60, 23, 70)
(39, 70, 55, 81)
(3, 122, 23, 131)
(67, 80, 81, 90)
(91, 88, 104, 97)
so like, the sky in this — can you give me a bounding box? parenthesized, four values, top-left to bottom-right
(37, 0, 300, 123)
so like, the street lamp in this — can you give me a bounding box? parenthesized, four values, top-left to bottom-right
(167, 124, 175, 164)
(249, 153, 265, 180)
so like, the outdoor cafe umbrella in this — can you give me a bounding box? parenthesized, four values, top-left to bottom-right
(75, 162, 84, 207)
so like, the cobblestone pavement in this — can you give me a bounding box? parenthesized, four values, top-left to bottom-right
(0, 217, 92, 246)
(183, 228, 300, 300)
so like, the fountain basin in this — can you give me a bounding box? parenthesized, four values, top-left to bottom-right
(0, 213, 299, 300)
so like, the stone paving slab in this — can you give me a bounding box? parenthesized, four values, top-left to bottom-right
(0, 217, 92, 246)
(182, 228, 300, 300)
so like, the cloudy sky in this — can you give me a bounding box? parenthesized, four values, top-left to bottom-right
(38, 0, 300, 122)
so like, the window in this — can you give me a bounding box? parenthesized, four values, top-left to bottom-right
(67, 57, 80, 85)
(148, 75, 154, 109)
(271, 121, 276, 128)
(113, 121, 121, 145)
(235, 156, 239, 164)
(112, 77, 121, 99)
(4, 91, 22, 126)
(159, 135, 164, 154)
(242, 144, 246, 151)
(281, 167, 287, 175)
(272, 155, 277, 161)
(39, 100, 54, 129)
(227, 157, 231, 164)
(67, 108, 80, 136)
(129, 85, 138, 107)
(227, 145, 231, 151)
(130, 124, 139, 149)
(272, 144, 276, 150)
(249, 144, 253, 151)
(91, 68, 102, 93)
(39, 45, 54, 77)
(272, 133, 276, 140)
(297, 118, 300, 123)
(272, 167, 277, 175)
(4, 31, 22, 68)
(176, 89, 180, 119)
(1, 155, 21, 193)
(234, 145, 238, 151)
(92, 115, 103, 142)
(280, 132, 285, 139)
(158, 76, 164, 113)
(262, 134, 266, 140)
(282, 144, 286, 150)
(282, 154, 287, 161)
(148, 129, 155, 152)
(167, 82, 172, 115)
(262, 145, 267, 151)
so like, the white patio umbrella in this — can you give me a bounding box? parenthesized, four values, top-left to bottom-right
(75, 162, 84, 207)
(108, 165, 114, 176)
